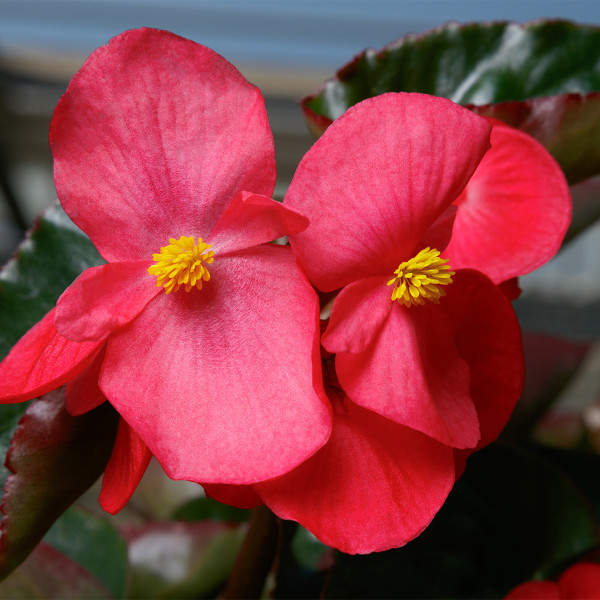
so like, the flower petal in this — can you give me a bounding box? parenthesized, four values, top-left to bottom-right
(202, 484, 263, 509)
(50, 28, 276, 263)
(505, 581, 560, 600)
(558, 562, 600, 599)
(0, 309, 102, 403)
(100, 245, 331, 484)
(285, 92, 491, 291)
(208, 191, 309, 255)
(442, 270, 524, 450)
(321, 276, 391, 354)
(55, 262, 159, 342)
(65, 346, 107, 416)
(444, 118, 571, 283)
(257, 398, 454, 554)
(99, 418, 152, 515)
(336, 294, 479, 449)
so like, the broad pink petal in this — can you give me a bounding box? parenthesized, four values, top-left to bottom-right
(321, 276, 390, 354)
(208, 191, 308, 255)
(65, 346, 107, 416)
(444, 118, 571, 283)
(285, 92, 491, 291)
(257, 398, 454, 554)
(202, 483, 263, 509)
(99, 419, 152, 514)
(50, 28, 276, 263)
(0, 309, 102, 403)
(55, 262, 158, 342)
(100, 245, 331, 484)
(442, 270, 524, 450)
(336, 296, 479, 449)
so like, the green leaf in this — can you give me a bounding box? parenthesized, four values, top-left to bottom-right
(44, 506, 128, 599)
(0, 203, 109, 579)
(324, 442, 598, 599)
(0, 201, 103, 359)
(0, 203, 103, 491)
(302, 20, 600, 184)
(0, 542, 113, 599)
(0, 391, 118, 580)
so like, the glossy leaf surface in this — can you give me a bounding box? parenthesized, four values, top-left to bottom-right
(302, 20, 600, 184)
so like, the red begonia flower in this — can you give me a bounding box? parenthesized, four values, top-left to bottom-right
(0, 28, 331, 492)
(505, 562, 600, 599)
(444, 116, 571, 284)
(284, 92, 530, 452)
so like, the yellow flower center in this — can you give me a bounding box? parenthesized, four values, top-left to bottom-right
(148, 236, 215, 294)
(387, 247, 454, 307)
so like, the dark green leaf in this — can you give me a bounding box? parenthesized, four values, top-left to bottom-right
(0, 202, 103, 493)
(324, 442, 598, 599)
(302, 20, 600, 184)
(0, 391, 118, 580)
(0, 201, 103, 359)
(44, 506, 127, 599)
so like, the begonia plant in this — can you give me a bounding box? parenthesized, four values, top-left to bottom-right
(0, 19, 598, 600)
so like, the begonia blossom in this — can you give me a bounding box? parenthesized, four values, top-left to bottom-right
(0, 28, 331, 512)
(202, 92, 570, 554)
(505, 562, 600, 599)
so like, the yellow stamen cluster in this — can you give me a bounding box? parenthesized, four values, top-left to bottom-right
(148, 236, 215, 294)
(387, 247, 454, 307)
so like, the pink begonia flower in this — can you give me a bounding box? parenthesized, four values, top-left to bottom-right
(505, 562, 600, 599)
(0, 28, 332, 512)
(201, 92, 570, 554)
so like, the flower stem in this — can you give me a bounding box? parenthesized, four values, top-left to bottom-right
(220, 505, 280, 599)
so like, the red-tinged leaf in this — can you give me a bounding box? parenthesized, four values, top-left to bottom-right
(302, 20, 600, 184)
(124, 521, 246, 599)
(0, 389, 118, 580)
(0, 542, 112, 599)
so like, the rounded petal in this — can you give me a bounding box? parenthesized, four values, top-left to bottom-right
(65, 346, 107, 416)
(99, 419, 152, 515)
(558, 563, 600, 599)
(321, 276, 391, 354)
(50, 28, 276, 263)
(55, 262, 159, 342)
(505, 581, 560, 600)
(100, 245, 331, 484)
(208, 191, 309, 255)
(285, 92, 491, 291)
(336, 296, 479, 449)
(444, 118, 571, 283)
(442, 270, 524, 449)
(257, 399, 455, 554)
(202, 484, 263, 509)
(0, 309, 102, 403)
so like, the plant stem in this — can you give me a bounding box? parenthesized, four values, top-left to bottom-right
(220, 505, 279, 599)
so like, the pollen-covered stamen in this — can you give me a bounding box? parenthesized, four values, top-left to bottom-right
(387, 247, 454, 307)
(148, 236, 215, 294)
